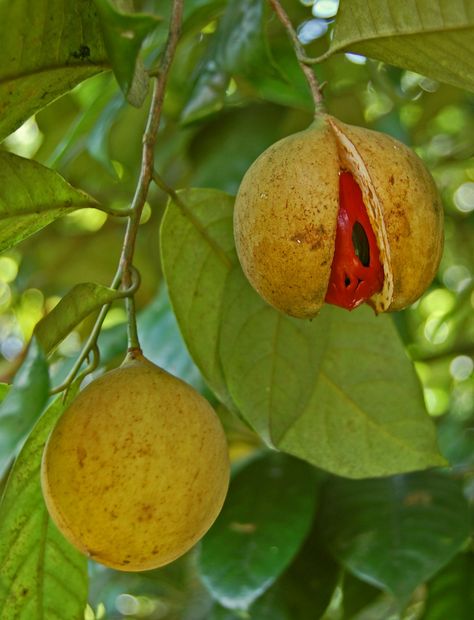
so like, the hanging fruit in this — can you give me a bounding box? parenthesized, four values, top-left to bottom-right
(233, 115, 444, 318)
(41, 352, 230, 571)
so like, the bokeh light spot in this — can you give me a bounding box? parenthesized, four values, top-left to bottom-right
(400, 103, 423, 129)
(419, 288, 455, 318)
(450, 356, 473, 381)
(345, 53, 367, 65)
(116, 593, 139, 616)
(66, 208, 107, 232)
(102, 307, 127, 329)
(298, 19, 328, 44)
(424, 388, 449, 416)
(442, 264, 471, 292)
(0, 257, 19, 283)
(424, 318, 449, 345)
(139, 202, 152, 225)
(3, 117, 43, 158)
(454, 182, 474, 213)
(1, 336, 23, 361)
(434, 105, 468, 133)
(0, 281, 12, 311)
(312, 0, 339, 19)
(58, 331, 81, 357)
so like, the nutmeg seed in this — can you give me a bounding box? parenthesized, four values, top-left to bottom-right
(233, 114, 444, 317)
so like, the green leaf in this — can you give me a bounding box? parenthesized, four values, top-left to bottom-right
(220, 267, 446, 477)
(217, 0, 271, 76)
(0, 152, 99, 253)
(162, 187, 444, 478)
(199, 451, 319, 610)
(0, 0, 108, 141)
(94, 0, 161, 106)
(437, 414, 474, 469)
(189, 105, 291, 195)
(181, 62, 229, 124)
(319, 472, 471, 604)
(422, 553, 474, 620)
(330, 0, 474, 92)
(182, 0, 272, 123)
(0, 339, 49, 475)
(46, 75, 120, 170)
(35, 281, 130, 356)
(160, 188, 236, 407)
(86, 93, 126, 175)
(0, 387, 88, 619)
(266, 525, 340, 620)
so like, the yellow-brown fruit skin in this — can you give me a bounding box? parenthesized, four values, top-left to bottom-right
(234, 115, 444, 317)
(41, 355, 229, 572)
(234, 119, 340, 318)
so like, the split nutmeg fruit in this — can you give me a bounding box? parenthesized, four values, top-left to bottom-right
(234, 115, 444, 317)
(41, 352, 230, 571)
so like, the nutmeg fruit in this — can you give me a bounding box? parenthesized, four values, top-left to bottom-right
(233, 115, 444, 317)
(41, 352, 230, 571)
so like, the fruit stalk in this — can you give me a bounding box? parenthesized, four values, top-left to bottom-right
(268, 0, 325, 114)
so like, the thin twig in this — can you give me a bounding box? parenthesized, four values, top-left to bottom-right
(48, 266, 139, 396)
(49, 303, 112, 396)
(268, 0, 325, 115)
(48, 0, 184, 394)
(119, 0, 184, 351)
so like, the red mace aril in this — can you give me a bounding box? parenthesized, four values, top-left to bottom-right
(233, 114, 444, 318)
(325, 171, 384, 310)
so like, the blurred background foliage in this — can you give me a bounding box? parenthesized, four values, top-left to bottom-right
(0, 0, 473, 618)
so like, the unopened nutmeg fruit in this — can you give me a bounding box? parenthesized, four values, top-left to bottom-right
(233, 115, 444, 317)
(41, 352, 230, 571)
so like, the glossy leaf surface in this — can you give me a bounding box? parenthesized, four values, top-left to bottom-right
(0, 0, 108, 140)
(319, 472, 470, 603)
(200, 451, 319, 610)
(94, 0, 161, 106)
(0, 152, 98, 253)
(0, 388, 87, 620)
(0, 340, 49, 474)
(331, 0, 474, 92)
(161, 189, 236, 406)
(35, 282, 131, 355)
(422, 552, 474, 620)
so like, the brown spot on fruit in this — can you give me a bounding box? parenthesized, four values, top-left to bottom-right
(291, 224, 326, 250)
(76, 447, 86, 468)
(140, 504, 154, 521)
